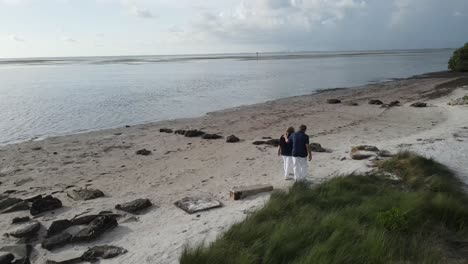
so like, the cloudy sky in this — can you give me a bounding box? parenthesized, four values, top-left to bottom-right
(1, 0, 467, 58)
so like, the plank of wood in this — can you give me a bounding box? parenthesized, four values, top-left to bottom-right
(230, 184, 273, 200)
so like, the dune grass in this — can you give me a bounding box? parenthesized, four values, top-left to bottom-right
(180, 152, 468, 264)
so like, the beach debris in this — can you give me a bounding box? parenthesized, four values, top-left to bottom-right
(345, 102, 359, 106)
(159, 128, 173, 133)
(115, 198, 152, 214)
(9, 221, 41, 238)
(226, 135, 240, 143)
(184, 129, 205, 137)
(411, 102, 427, 107)
(326, 99, 341, 104)
(72, 215, 118, 242)
(202, 134, 222, 140)
(230, 184, 274, 200)
(310, 143, 329, 153)
(45, 245, 127, 264)
(1, 201, 30, 214)
(252, 139, 280, 147)
(12, 217, 30, 224)
(135, 149, 152, 156)
(448, 95, 468, 106)
(42, 233, 73, 250)
(67, 188, 104, 201)
(47, 220, 73, 237)
(30, 195, 62, 216)
(350, 145, 380, 160)
(175, 197, 222, 214)
(0, 253, 14, 264)
(369, 100, 384, 105)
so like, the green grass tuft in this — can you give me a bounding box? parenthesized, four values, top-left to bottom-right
(180, 152, 468, 264)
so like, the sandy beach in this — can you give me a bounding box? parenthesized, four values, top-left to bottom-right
(1, 71, 468, 264)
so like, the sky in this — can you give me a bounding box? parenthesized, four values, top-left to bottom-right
(0, 0, 467, 58)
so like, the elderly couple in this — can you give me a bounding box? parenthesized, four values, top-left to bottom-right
(278, 125, 312, 182)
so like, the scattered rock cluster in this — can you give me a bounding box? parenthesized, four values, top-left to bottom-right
(448, 95, 468, 106)
(411, 102, 427, 107)
(350, 145, 394, 160)
(252, 139, 280, 147)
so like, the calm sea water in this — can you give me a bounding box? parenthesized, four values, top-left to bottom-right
(0, 49, 453, 144)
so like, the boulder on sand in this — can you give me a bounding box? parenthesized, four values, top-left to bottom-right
(67, 188, 104, 201)
(0, 253, 15, 264)
(159, 128, 173, 133)
(1, 201, 29, 214)
(252, 139, 280, 147)
(81, 245, 127, 262)
(30, 196, 62, 216)
(184, 130, 205, 137)
(202, 134, 222, 140)
(174, 129, 186, 135)
(310, 143, 328, 153)
(72, 215, 118, 242)
(327, 99, 341, 104)
(9, 221, 41, 238)
(411, 102, 427, 107)
(369, 100, 384, 105)
(174, 197, 222, 214)
(41, 232, 73, 250)
(0, 198, 23, 210)
(350, 145, 380, 160)
(135, 149, 151, 156)
(12, 217, 30, 224)
(389, 101, 400, 107)
(226, 135, 240, 143)
(47, 220, 73, 237)
(352, 145, 380, 152)
(115, 199, 152, 214)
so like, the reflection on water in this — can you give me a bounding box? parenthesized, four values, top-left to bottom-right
(0, 49, 453, 144)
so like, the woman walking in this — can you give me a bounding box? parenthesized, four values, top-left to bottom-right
(278, 127, 294, 180)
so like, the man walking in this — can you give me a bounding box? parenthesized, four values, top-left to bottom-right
(288, 125, 312, 182)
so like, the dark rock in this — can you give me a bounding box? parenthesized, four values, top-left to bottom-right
(115, 199, 152, 214)
(378, 150, 394, 157)
(0, 245, 32, 261)
(24, 195, 42, 203)
(1, 201, 30, 214)
(326, 99, 341, 104)
(72, 215, 118, 242)
(226, 135, 240, 143)
(310, 143, 327, 153)
(202, 134, 222, 140)
(12, 217, 30, 224)
(67, 188, 104, 201)
(125, 125, 130, 128)
(41, 233, 73, 250)
(411, 102, 427, 107)
(11, 258, 30, 264)
(389, 101, 400, 107)
(175, 197, 222, 214)
(47, 220, 73, 237)
(135, 149, 151, 156)
(70, 215, 106, 226)
(346, 102, 359, 106)
(0, 253, 14, 264)
(369, 100, 384, 105)
(351, 152, 377, 160)
(30, 196, 62, 216)
(81, 245, 127, 262)
(352, 145, 380, 152)
(159, 128, 173, 133)
(53, 152, 58, 155)
(253, 139, 279, 147)
(0, 198, 22, 210)
(252, 141, 265, 145)
(174, 129, 186, 135)
(184, 130, 205, 137)
(9, 222, 40, 238)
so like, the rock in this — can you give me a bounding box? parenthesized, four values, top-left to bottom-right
(253, 139, 279, 147)
(0, 253, 14, 264)
(0, 198, 23, 210)
(9, 222, 40, 238)
(115, 199, 152, 214)
(346, 102, 359, 106)
(226, 135, 240, 143)
(0, 245, 32, 261)
(159, 128, 173, 133)
(70, 215, 101, 226)
(351, 151, 377, 160)
(184, 130, 205, 137)
(411, 102, 427, 107)
(202, 134, 222, 140)
(67, 188, 104, 201)
(310, 143, 327, 153)
(47, 220, 73, 237)
(41, 233, 73, 250)
(378, 150, 394, 157)
(135, 149, 151, 156)
(81, 245, 127, 262)
(174, 197, 222, 214)
(1, 201, 29, 214)
(327, 99, 341, 104)
(11, 258, 30, 264)
(352, 145, 380, 152)
(252, 141, 265, 145)
(12, 217, 30, 224)
(369, 100, 384, 105)
(174, 129, 186, 135)
(230, 184, 274, 200)
(389, 101, 400, 107)
(24, 195, 42, 203)
(72, 215, 118, 242)
(30, 196, 62, 216)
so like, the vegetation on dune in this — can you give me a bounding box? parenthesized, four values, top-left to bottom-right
(449, 43, 468, 72)
(180, 152, 468, 264)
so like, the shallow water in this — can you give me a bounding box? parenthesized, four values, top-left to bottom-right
(0, 49, 453, 144)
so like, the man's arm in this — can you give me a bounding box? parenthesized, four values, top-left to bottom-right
(306, 144, 312, 161)
(278, 145, 281, 156)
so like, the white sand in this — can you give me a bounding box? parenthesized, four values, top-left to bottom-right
(1, 75, 468, 263)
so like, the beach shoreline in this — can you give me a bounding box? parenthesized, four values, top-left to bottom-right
(1, 71, 468, 263)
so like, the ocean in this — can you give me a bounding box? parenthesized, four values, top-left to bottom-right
(0, 49, 454, 144)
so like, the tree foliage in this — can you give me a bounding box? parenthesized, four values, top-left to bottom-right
(449, 43, 468, 72)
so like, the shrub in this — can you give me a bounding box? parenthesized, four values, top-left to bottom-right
(448, 43, 468, 72)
